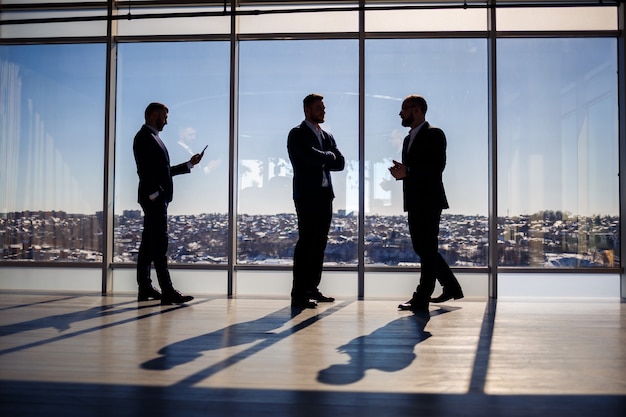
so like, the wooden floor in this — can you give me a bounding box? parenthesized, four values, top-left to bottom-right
(0, 291, 625, 417)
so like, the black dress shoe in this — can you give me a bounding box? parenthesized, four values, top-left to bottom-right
(398, 293, 428, 312)
(310, 292, 335, 303)
(398, 301, 429, 312)
(291, 298, 318, 309)
(398, 292, 416, 309)
(161, 290, 194, 305)
(138, 287, 162, 301)
(430, 289, 464, 303)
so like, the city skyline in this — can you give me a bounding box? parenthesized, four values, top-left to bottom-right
(1, 209, 619, 269)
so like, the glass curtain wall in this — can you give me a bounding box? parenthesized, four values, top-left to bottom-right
(0, 2, 622, 296)
(237, 39, 359, 266)
(0, 44, 106, 262)
(497, 38, 619, 268)
(364, 38, 489, 267)
(114, 41, 231, 265)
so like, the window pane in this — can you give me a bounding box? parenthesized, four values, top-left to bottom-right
(238, 5, 358, 33)
(496, 7, 617, 31)
(117, 7, 230, 36)
(0, 10, 107, 38)
(238, 39, 358, 265)
(365, 7, 487, 32)
(114, 42, 230, 264)
(365, 38, 489, 267)
(0, 44, 106, 261)
(497, 38, 619, 268)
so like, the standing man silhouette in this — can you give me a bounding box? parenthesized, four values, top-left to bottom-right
(389, 95, 463, 312)
(133, 102, 204, 305)
(287, 94, 345, 309)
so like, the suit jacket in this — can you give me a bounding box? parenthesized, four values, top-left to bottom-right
(133, 124, 190, 205)
(287, 121, 345, 201)
(401, 121, 449, 212)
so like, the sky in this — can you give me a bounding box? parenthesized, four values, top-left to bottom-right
(0, 37, 619, 217)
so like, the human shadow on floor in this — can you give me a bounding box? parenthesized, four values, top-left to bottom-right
(317, 307, 457, 385)
(141, 305, 305, 371)
(142, 301, 352, 386)
(0, 299, 142, 337)
(0, 298, 204, 356)
(0, 294, 81, 312)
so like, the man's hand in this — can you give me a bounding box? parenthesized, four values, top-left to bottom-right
(389, 159, 408, 180)
(189, 147, 206, 166)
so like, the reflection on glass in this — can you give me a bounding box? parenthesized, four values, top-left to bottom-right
(0, 44, 105, 261)
(114, 42, 230, 264)
(238, 5, 358, 34)
(237, 39, 359, 265)
(1, 25, 621, 274)
(365, 39, 489, 267)
(497, 38, 619, 267)
(365, 7, 487, 32)
(117, 6, 230, 36)
(1, 10, 107, 39)
(496, 7, 617, 31)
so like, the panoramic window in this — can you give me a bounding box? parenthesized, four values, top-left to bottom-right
(237, 39, 359, 265)
(364, 38, 489, 267)
(0, 2, 622, 293)
(0, 44, 106, 261)
(114, 41, 230, 264)
(497, 38, 619, 268)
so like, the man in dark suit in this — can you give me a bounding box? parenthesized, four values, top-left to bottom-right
(133, 102, 204, 305)
(389, 95, 463, 312)
(287, 94, 345, 309)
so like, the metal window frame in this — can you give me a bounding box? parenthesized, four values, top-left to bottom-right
(0, 1, 623, 301)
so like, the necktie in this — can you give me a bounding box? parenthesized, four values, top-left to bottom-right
(401, 134, 410, 162)
(319, 130, 330, 187)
